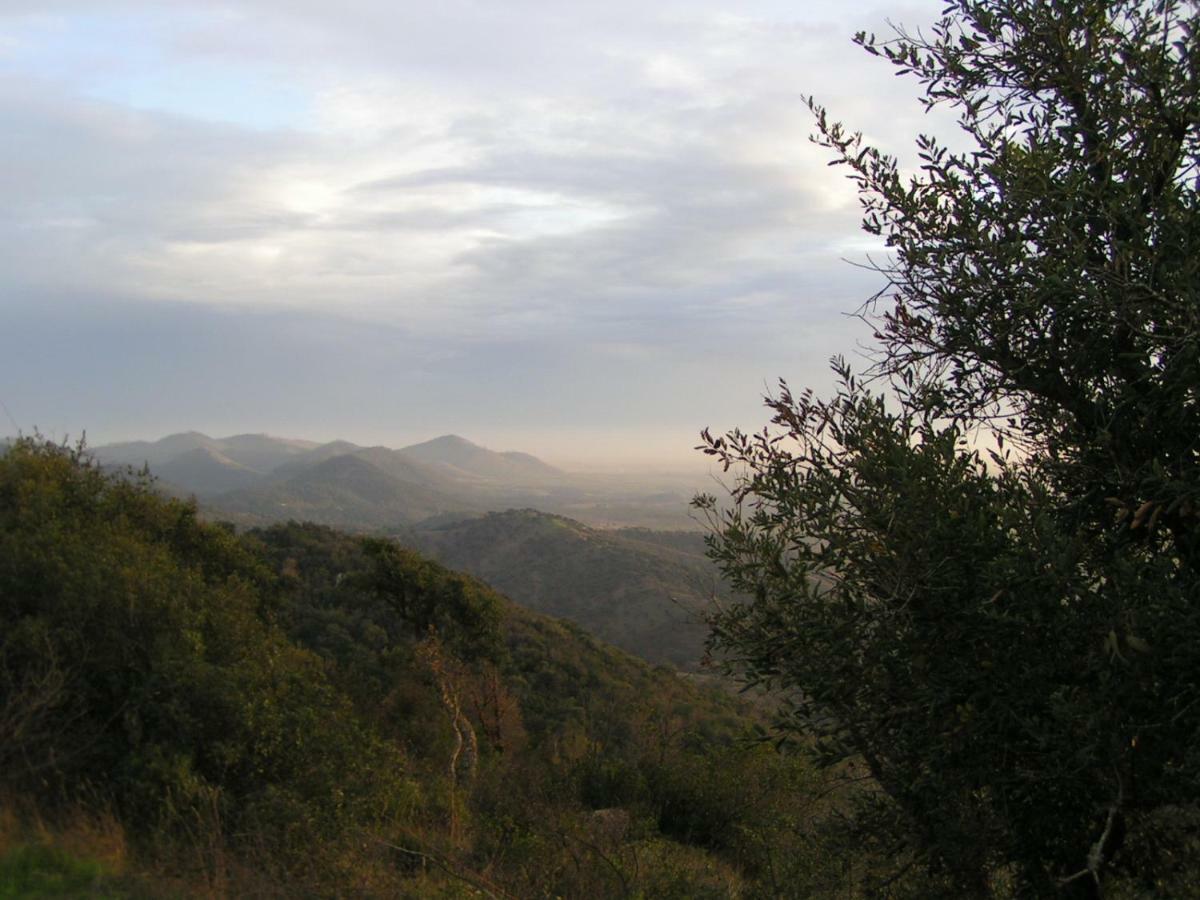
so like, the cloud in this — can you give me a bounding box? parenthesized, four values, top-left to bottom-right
(0, 291, 873, 466)
(0, 0, 947, 462)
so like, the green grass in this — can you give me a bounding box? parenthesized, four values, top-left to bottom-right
(0, 844, 124, 899)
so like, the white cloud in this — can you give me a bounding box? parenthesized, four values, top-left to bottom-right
(0, 0, 952, 462)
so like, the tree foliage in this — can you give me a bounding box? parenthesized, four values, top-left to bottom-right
(0, 438, 412, 878)
(698, 1, 1200, 895)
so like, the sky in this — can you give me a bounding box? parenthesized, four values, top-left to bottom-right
(0, 0, 949, 470)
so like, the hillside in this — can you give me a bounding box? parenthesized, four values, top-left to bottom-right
(91, 430, 224, 468)
(354, 444, 468, 488)
(211, 453, 471, 528)
(411, 509, 722, 669)
(266, 439, 366, 477)
(91, 431, 707, 530)
(93, 432, 563, 503)
(1, 437, 862, 897)
(153, 446, 263, 494)
(399, 433, 563, 482)
(87, 433, 724, 672)
(94, 431, 318, 477)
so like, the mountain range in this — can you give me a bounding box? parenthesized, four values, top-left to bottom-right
(94, 431, 319, 474)
(92, 432, 554, 524)
(90, 430, 705, 531)
(86, 430, 726, 670)
(95, 431, 555, 489)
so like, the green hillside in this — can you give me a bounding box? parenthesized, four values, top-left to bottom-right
(412, 509, 723, 670)
(0, 438, 862, 897)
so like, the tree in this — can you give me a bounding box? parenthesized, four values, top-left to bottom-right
(697, 2, 1200, 895)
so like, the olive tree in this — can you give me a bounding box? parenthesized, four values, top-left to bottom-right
(697, 2, 1200, 895)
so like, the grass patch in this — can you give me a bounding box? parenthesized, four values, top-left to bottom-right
(0, 843, 124, 899)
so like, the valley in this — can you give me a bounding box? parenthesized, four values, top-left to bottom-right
(94, 431, 711, 532)
(91, 430, 727, 672)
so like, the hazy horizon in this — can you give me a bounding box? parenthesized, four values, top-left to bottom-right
(19, 424, 722, 474)
(1, 1, 952, 467)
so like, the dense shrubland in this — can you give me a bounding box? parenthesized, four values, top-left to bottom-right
(1, 438, 879, 897)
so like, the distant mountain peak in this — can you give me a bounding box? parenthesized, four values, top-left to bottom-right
(399, 434, 561, 481)
(157, 431, 219, 447)
(412, 434, 478, 449)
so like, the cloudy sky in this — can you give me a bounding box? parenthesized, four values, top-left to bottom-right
(0, 0, 947, 469)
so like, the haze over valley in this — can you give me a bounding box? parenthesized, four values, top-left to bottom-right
(84, 429, 726, 672)
(90, 429, 715, 532)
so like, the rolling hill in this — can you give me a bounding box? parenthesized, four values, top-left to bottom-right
(91, 429, 710, 535)
(399, 433, 563, 483)
(410, 508, 722, 670)
(153, 446, 263, 494)
(91, 431, 567, 502)
(88, 432, 722, 669)
(210, 452, 472, 529)
(94, 431, 318, 477)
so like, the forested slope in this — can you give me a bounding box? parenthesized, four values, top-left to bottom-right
(412, 509, 722, 669)
(0, 439, 861, 897)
